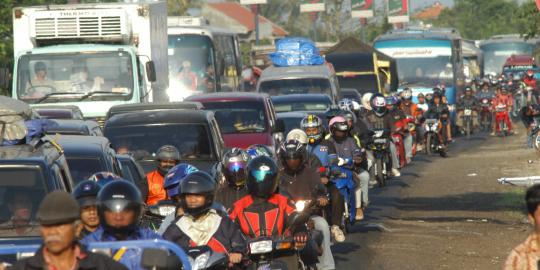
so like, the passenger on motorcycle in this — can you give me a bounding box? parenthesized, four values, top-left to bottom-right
(278, 139, 336, 270)
(216, 148, 250, 211)
(386, 95, 412, 163)
(72, 180, 102, 239)
(401, 89, 425, 152)
(456, 87, 480, 133)
(416, 93, 429, 112)
(81, 180, 161, 270)
(477, 81, 495, 101)
(230, 156, 308, 270)
(163, 171, 246, 267)
(491, 86, 514, 136)
(364, 94, 401, 177)
(398, 90, 420, 162)
(287, 129, 323, 172)
(146, 145, 180, 206)
(426, 92, 453, 143)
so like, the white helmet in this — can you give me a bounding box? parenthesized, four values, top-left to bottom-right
(361, 92, 373, 111)
(402, 89, 413, 100)
(286, 129, 308, 145)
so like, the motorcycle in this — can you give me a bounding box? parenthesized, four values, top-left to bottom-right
(480, 98, 492, 132)
(367, 129, 391, 187)
(424, 118, 446, 157)
(328, 154, 357, 232)
(513, 88, 526, 118)
(495, 103, 510, 136)
(461, 106, 474, 138)
(530, 116, 540, 153)
(186, 246, 229, 270)
(392, 119, 407, 168)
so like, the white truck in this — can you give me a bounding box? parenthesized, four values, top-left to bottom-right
(11, 2, 168, 122)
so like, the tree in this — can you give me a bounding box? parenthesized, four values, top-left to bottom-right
(515, 0, 540, 39)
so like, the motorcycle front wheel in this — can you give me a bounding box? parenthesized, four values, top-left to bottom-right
(426, 133, 433, 155)
(376, 159, 386, 187)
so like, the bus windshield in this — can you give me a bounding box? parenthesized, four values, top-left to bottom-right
(17, 52, 134, 103)
(168, 34, 217, 96)
(481, 42, 534, 75)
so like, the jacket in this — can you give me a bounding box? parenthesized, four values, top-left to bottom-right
(457, 96, 479, 110)
(163, 210, 246, 254)
(146, 170, 167, 206)
(279, 165, 326, 201)
(307, 140, 337, 169)
(325, 136, 361, 171)
(364, 111, 395, 133)
(9, 244, 128, 270)
(81, 226, 161, 270)
(215, 185, 249, 211)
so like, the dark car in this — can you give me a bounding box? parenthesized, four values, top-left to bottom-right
(33, 105, 84, 120)
(271, 94, 333, 114)
(117, 154, 149, 202)
(186, 92, 284, 149)
(103, 110, 225, 179)
(106, 102, 204, 121)
(340, 88, 362, 103)
(0, 138, 74, 241)
(55, 135, 123, 185)
(277, 111, 309, 135)
(45, 119, 103, 136)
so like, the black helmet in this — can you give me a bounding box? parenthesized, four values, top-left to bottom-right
(72, 180, 101, 207)
(279, 139, 306, 161)
(222, 148, 248, 188)
(97, 180, 142, 235)
(156, 145, 180, 175)
(179, 171, 216, 217)
(370, 93, 387, 117)
(339, 110, 357, 126)
(246, 156, 279, 199)
(325, 106, 342, 121)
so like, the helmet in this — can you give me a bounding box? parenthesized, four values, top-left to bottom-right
(279, 139, 306, 161)
(156, 145, 180, 175)
(222, 148, 248, 188)
(325, 106, 342, 120)
(329, 116, 349, 132)
(72, 180, 101, 207)
(300, 114, 324, 144)
(465, 78, 472, 85)
(402, 88, 413, 100)
(97, 180, 143, 235)
(527, 69, 535, 78)
(465, 86, 472, 93)
(246, 144, 274, 160)
(164, 164, 199, 198)
(179, 171, 216, 217)
(370, 93, 387, 117)
(286, 129, 308, 145)
(88, 172, 122, 187)
(361, 92, 373, 111)
(340, 110, 357, 125)
(246, 156, 279, 199)
(338, 99, 354, 111)
(350, 100, 361, 113)
(417, 93, 425, 99)
(385, 95, 399, 106)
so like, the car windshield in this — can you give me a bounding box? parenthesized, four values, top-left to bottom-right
(279, 116, 304, 135)
(17, 52, 134, 103)
(168, 34, 217, 96)
(0, 166, 47, 238)
(107, 124, 214, 160)
(481, 42, 534, 75)
(259, 78, 332, 96)
(272, 98, 331, 113)
(66, 157, 104, 185)
(202, 101, 268, 134)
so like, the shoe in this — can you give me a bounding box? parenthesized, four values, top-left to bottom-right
(369, 179, 378, 186)
(490, 132, 496, 136)
(417, 144, 424, 151)
(355, 208, 364, 221)
(331, 225, 345, 242)
(392, 168, 401, 177)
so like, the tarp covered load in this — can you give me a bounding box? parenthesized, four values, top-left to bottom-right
(269, 37, 324, 67)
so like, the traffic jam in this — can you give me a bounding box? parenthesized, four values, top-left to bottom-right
(1, 1, 540, 270)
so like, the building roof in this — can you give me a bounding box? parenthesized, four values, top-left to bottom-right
(414, 2, 444, 20)
(206, 2, 288, 37)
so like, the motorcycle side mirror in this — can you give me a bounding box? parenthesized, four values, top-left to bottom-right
(141, 248, 181, 270)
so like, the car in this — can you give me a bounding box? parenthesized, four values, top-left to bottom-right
(33, 105, 84, 120)
(271, 94, 333, 114)
(185, 92, 284, 149)
(103, 110, 225, 180)
(45, 119, 103, 136)
(55, 135, 123, 185)
(0, 137, 74, 241)
(106, 101, 204, 121)
(256, 64, 341, 104)
(117, 154, 149, 202)
(340, 88, 362, 103)
(276, 111, 309, 136)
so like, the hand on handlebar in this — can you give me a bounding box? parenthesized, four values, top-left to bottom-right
(337, 157, 346, 166)
(228, 253, 243, 266)
(294, 232, 308, 249)
(317, 196, 329, 206)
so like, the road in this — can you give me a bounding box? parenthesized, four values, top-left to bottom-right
(333, 126, 539, 269)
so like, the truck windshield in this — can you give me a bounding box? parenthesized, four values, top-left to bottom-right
(338, 75, 381, 94)
(0, 167, 46, 238)
(259, 78, 332, 97)
(107, 124, 214, 161)
(17, 52, 134, 103)
(481, 42, 534, 75)
(65, 157, 104, 185)
(202, 101, 268, 134)
(168, 35, 216, 95)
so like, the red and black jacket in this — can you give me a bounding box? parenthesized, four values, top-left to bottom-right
(229, 194, 296, 238)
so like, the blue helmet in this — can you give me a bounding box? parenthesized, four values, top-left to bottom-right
(88, 172, 122, 188)
(164, 164, 199, 198)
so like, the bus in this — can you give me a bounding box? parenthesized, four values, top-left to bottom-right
(479, 34, 537, 76)
(167, 17, 242, 101)
(374, 28, 465, 105)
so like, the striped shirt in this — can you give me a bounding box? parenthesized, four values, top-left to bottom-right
(505, 234, 540, 270)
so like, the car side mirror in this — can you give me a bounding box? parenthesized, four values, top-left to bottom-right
(141, 248, 181, 270)
(146, 61, 157, 82)
(274, 119, 285, 133)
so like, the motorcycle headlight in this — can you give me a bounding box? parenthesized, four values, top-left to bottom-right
(192, 252, 210, 270)
(295, 200, 310, 212)
(250, 240, 273, 254)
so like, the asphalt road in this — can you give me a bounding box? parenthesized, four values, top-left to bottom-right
(332, 126, 539, 269)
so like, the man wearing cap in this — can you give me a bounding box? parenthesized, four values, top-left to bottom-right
(10, 191, 127, 270)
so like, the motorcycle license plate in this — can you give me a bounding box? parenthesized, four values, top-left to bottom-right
(374, 138, 387, 144)
(250, 240, 273, 254)
(464, 109, 472, 116)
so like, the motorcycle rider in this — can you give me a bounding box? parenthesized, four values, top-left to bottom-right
(163, 171, 246, 267)
(286, 129, 324, 172)
(401, 88, 425, 153)
(491, 86, 514, 136)
(365, 93, 401, 177)
(520, 104, 540, 148)
(81, 180, 161, 270)
(426, 92, 453, 143)
(146, 145, 180, 205)
(230, 156, 308, 270)
(216, 148, 250, 211)
(72, 180, 101, 239)
(456, 87, 480, 133)
(278, 139, 336, 270)
(416, 93, 429, 112)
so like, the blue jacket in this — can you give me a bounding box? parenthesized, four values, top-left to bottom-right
(307, 140, 337, 168)
(81, 226, 162, 270)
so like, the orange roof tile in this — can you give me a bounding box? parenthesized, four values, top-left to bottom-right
(414, 2, 445, 20)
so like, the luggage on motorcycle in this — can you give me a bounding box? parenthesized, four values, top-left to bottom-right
(0, 96, 36, 145)
(269, 37, 324, 67)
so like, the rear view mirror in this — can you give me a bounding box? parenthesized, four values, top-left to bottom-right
(146, 61, 157, 82)
(141, 248, 181, 270)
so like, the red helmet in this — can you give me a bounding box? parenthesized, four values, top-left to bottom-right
(527, 69, 535, 77)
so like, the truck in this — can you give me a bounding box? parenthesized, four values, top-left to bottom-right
(11, 2, 168, 124)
